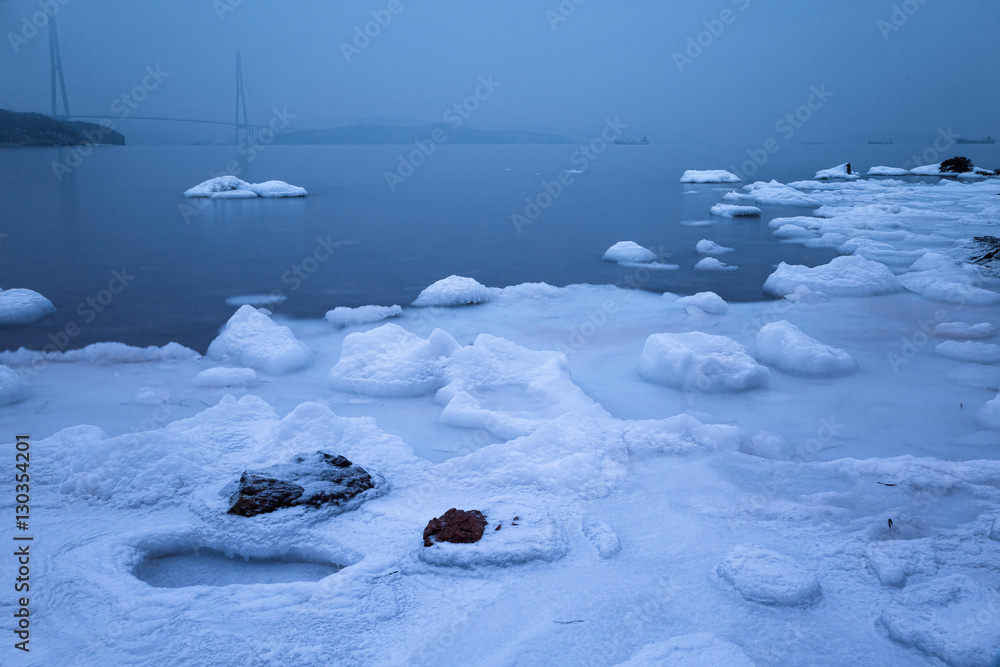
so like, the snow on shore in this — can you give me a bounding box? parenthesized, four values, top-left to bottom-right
(5, 175, 1000, 665)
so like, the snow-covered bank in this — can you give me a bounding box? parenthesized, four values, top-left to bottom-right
(4, 176, 1000, 665)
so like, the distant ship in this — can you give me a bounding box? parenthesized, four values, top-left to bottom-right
(868, 139, 893, 145)
(615, 136, 649, 145)
(956, 135, 996, 145)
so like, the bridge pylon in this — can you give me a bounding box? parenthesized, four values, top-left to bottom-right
(234, 51, 249, 145)
(49, 17, 71, 119)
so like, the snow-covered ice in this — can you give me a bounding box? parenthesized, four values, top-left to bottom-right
(694, 257, 738, 271)
(934, 321, 996, 339)
(675, 291, 728, 314)
(0, 365, 31, 405)
(710, 203, 761, 217)
(192, 367, 259, 388)
(411, 275, 500, 307)
(764, 256, 903, 297)
(325, 304, 402, 328)
(867, 166, 909, 176)
(755, 321, 858, 377)
(0, 287, 56, 326)
(183, 176, 307, 198)
(935, 340, 1000, 364)
(695, 239, 734, 255)
(602, 241, 658, 263)
(679, 169, 741, 183)
(638, 332, 769, 392)
(206, 305, 313, 375)
(814, 163, 860, 180)
(717, 545, 822, 606)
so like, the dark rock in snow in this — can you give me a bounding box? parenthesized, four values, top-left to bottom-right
(423, 508, 487, 547)
(228, 451, 377, 517)
(940, 156, 974, 174)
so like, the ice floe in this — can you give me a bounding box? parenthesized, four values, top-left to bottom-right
(755, 321, 857, 377)
(680, 169, 741, 183)
(695, 239, 734, 255)
(710, 203, 761, 217)
(814, 163, 860, 180)
(325, 304, 402, 328)
(603, 241, 658, 263)
(638, 332, 769, 392)
(183, 175, 307, 198)
(206, 305, 313, 375)
(412, 275, 499, 307)
(0, 287, 56, 326)
(675, 291, 728, 314)
(695, 257, 738, 271)
(764, 256, 903, 297)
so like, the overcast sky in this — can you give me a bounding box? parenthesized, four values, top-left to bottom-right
(2, 0, 998, 143)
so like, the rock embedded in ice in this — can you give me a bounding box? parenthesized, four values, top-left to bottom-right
(935, 341, 1000, 364)
(867, 166, 909, 176)
(581, 518, 621, 559)
(878, 574, 1000, 666)
(675, 291, 728, 314)
(975, 393, 1000, 430)
(327, 323, 459, 397)
(940, 156, 974, 174)
(638, 332, 769, 393)
(603, 241, 658, 264)
(755, 321, 858, 377)
(192, 367, 259, 388)
(227, 451, 378, 517)
(0, 288, 56, 326)
(0, 366, 31, 406)
(207, 305, 313, 375)
(325, 304, 402, 328)
(616, 633, 756, 667)
(716, 545, 821, 606)
(183, 175, 307, 198)
(694, 257, 738, 271)
(412, 275, 499, 307)
(814, 163, 860, 180)
(695, 239, 734, 255)
(933, 322, 996, 340)
(422, 508, 487, 547)
(763, 256, 903, 297)
(710, 203, 762, 217)
(680, 169, 741, 183)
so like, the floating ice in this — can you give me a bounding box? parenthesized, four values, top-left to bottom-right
(638, 332, 769, 392)
(716, 545, 821, 606)
(412, 275, 499, 307)
(206, 306, 313, 375)
(933, 322, 996, 340)
(183, 176, 307, 198)
(680, 169, 741, 183)
(0, 341, 198, 366)
(741, 180, 821, 206)
(675, 291, 728, 314)
(975, 393, 1000, 430)
(603, 241, 658, 263)
(755, 321, 857, 377)
(225, 294, 287, 308)
(0, 287, 56, 326)
(327, 323, 459, 397)
(325, 304, 402, 328)
(935, 341, 1000, 364)
(814, 163, 860, 180)
(867, 166, 909, 176)
(616, 633, 755, 667)
(0, 366, 31, 405)
(192, 367, 259, 388)
(710, 204, 761, 217)
(695, 239, 734, 255)
(764, 256, 903, 297)
(695, 257, 738, 271)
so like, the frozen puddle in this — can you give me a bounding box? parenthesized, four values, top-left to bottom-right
(132, 549, 344, 588)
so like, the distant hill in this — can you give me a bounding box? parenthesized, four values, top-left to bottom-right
(272, 123, 571, 145)
(0, 109, 125, 147)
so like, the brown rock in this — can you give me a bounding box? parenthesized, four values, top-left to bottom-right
(423, 508, 487, 547)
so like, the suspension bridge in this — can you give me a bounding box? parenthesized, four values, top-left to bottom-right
(46, 18, 276, 144)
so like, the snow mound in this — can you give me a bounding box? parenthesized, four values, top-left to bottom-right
(616, 633, 756, 667)
(638, 332, 769, 393)
(695, 257, 738, 271)
(867, 166, 909, 176)
(680, 170, 741, 183)
(624, 414, 747, 456)
(192, 367, 258, 388)
(814, 163, 860, 180)
(0, 342, 198, 366)
(710, 204, 761, 217)
(417, 506, 569, 568)
(437, 334, 601, 439)
(741, 180, 821, 206)
(581, 518, 621, 559)
(327, 323, 459, 397)
(976, 393, 1000, 430)
(603, 241, 658, 264)
(755, 321, 857, 377)
(910, 164, 946, 176)
(909, 280, 1000, 306)
(675, 291, 728, 314)
(695, 239, 734, 255)
(763, 256, 903, 297)
(740, 431, 787, 459)
(878, 574, 1000, 666)
(935, 341, 1000, 364)
(934, 322, 996, 340)
(183, 176, 307, 198)
(0, 288, 56, 326)
(206, 306, 313, 375)
(412, 275, 499, 307)
(716, 545, 821, 606)
(325, 305, 402, 328)
(0, 366, 31, 405)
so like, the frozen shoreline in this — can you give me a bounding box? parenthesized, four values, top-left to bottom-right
(4, 173, 1000, 665)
